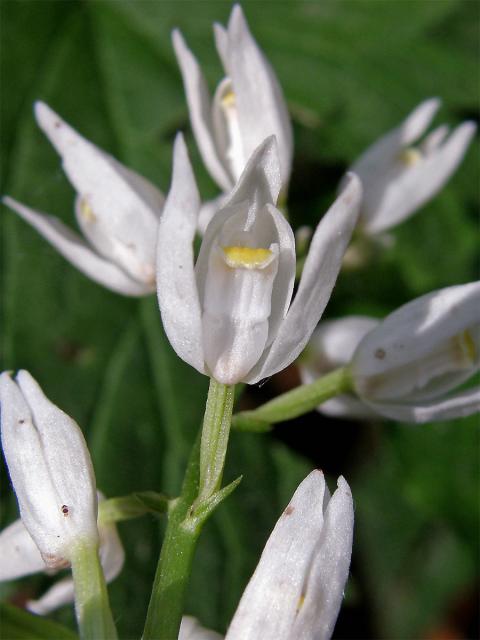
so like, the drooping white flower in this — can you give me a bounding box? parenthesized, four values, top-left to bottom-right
(0, 370, 98, 570)
(181, 471, 354, 640)
(345, 98, 476, 234)
(172, 4, 293, 194)
(350, 283, 480, 422)
(3, 102, 164, 296)
(0, 497, 125, 615)
(300, 317, 380, 419)
(156, 134, 361, 385)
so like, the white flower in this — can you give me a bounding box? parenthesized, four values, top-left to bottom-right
(350, 283, 480, 422)
(180, 471, 354, 640)
(172, 4, 293, 194)
(300, 317, 380, 419)
(3, 102, 164, 296)
(0, 497, 125, 615)
(346, 98, 476, 234)
(0, 370, 98, 569)
(156, 134, 361, 385)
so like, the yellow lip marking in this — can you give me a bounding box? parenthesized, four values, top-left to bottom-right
(399, 147, 423, 167)
(455, 329, 477, 364)
(221, 88, 236, 109)
(296, 593, 306, 613)
(223, 246, 273, 269)
(80, 198, 97, 223)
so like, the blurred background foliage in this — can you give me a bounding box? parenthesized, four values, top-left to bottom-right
(0, 1, 478, 638)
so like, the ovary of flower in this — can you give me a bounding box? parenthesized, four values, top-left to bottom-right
(3, 101, 164, 296)
(350, 282, 480, 423)
(344, 97, 476, 234)
(172, 4, 293, 192)
(156, 134, 362, 385)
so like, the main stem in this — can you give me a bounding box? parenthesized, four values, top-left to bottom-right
(70, 540, 118, 640)
(143, 379, 235, 640)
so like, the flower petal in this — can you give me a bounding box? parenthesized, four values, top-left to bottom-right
(366, 386, 480, 423)
(15, 370, 98, 549)
(27, 577, 75, 615)
(249, 173, 362, 383)
(0, 519, 46, 581)
(225, 470, 327, 640)
(156, 134, 205, 374)
(352, 282, 480, 381)
(179, 616, 223, 640)
(292, 477, 354, 640)
(172, 30, 232, 192)
(225, 5, 293, 187)
(34, 102, 159, 281)
(3, 197, 153, 296)
(364, 120, 477, 233)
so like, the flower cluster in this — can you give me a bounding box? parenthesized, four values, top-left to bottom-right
(1, 3, 478, 639)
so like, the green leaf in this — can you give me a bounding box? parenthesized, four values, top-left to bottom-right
(0, 603, 78, 640)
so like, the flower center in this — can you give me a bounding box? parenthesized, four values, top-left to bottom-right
(454, 329, 477, 365)
(79, 198, 97, 223)
(222, 246, 274, 269)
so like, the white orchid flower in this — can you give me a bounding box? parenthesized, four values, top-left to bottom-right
(3, 101, 164, 296)
(300, 317, 380, 419)
(0, 370, 98, 570)
(0, 497, 125, 615)
(180, 471, 354, 640)
(156, 134, 361, 385)
(350, 282, 480, 422)
(346, 97, 476, 234)
(172, 4, 293, 194)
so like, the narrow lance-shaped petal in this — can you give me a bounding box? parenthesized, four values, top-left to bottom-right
(3, 101, 164, 295)
(346, 97, 476, 234)
(0, 370, 98, 569)
(225, 471, 354, 640)
(350, 282, 480, 422)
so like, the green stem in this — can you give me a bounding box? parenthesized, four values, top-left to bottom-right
(232, 367, 352, 429)
(70, 540, 118, 640)
(143, 379, 235, 640)
(198, 379, 235, 505)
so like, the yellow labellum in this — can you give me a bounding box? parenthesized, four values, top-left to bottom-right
(79, 199, 97, 223)
(223, 246, 273, 269)
(455, 329, 477, 364)
(221, 88, 236, 109)
(399, 147, 422, 167)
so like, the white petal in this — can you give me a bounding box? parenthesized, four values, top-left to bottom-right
(305, 317, 380, 369)
(249, 174, 362, 383)
(0, 372, 67, 565)
(0, 519, 46, 580)
(366, 386, 480, 423)
(198, 194, 228, 235)
(314, 395, 379, 420)
(351, 98, 441, 183)
(292, 477, 354, 640)
(98, 521, 125, 583)
(27, 577, 75, 615)
(226, 470, 328, 640)
(213, 22, 229, 70)
(3, 197, 153, 296)
(34, 102, 159, 282)
(156, 134, 205, 374)
(225, 5, 293, 187)
(15, 371, 98, 550)
(352, 282, 480, 382)
(364, 120, 477, 234)
(172, 30, 232, 192)
(179, 616, 223, 640)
